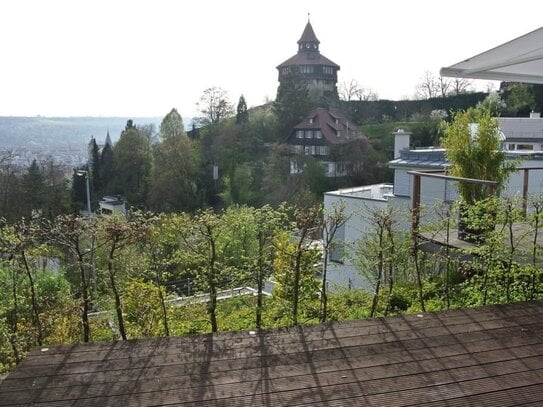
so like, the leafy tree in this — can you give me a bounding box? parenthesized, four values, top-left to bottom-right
(44, 214, 95, 342)
(0, 153, 22, 222)
(441, 106, 516, 205)
(503, 83, 536, 116)
(112, 121, 153, 207)
(197, 87, 234, 126)
(476, 91, 506, 117)
(20, 160, 46, 218)
(260, 144, 296, 206)
(251, 205, 286, 329)
(320, 203, 349, 322)
(160, 108, 185, 140)
(236, 95, 249, 125)
(272, 206, 321, 325)
(273, 66, 313, 138)
(123, 278, 166, 337)
(353, 207, 390, 317)
(98, 212, 151, 340)
(178, 209, 226, 332)
(219, 163, 255, 207)
(138, 214, 184, 336)
(301, 157, 328, 199)
(148, 133, 201, 212)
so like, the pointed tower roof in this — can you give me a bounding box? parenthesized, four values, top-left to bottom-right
(105, 131, 112, 148)
(297, 22, 320, 45)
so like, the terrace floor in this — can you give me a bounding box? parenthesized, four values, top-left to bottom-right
(1, 301, 543, 406)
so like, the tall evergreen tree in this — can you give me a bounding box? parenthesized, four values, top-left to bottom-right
(89, 138, 101, 195)
(71, 166, 87, 212)
(99, 143, 114, 195)
(236, 95, 248, 125)
(21, 160, 46, 217)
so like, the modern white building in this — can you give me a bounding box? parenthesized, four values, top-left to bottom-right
(324, 122, 543, 291)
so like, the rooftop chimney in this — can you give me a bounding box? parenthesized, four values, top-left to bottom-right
(530, 112, 541, 119)
(393, 128, 411, 159)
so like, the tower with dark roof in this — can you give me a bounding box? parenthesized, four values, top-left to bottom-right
(277, 19, 340, 102)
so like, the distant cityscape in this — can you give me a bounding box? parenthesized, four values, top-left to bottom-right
(0, 116, 178, 169)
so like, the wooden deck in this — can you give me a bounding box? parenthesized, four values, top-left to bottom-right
(1, 301, 543, 406)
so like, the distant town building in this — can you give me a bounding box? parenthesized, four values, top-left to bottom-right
(87, 132, 113, 164)
(99, 195, 126, 216)
(276, 19, 340, 103)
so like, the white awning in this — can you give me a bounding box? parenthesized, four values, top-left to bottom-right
(440, 27, 543, 84)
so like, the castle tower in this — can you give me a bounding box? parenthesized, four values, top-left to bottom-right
(276, 19, 340, 102)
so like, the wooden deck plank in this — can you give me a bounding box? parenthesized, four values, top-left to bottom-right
(13, 305, 542, 370)
(22, 300, 542, 358)
(4, 318, 541, 390)
(1, 301, 542, 406)
(3, 333, 542, 394)
(2, 319, 541, 392)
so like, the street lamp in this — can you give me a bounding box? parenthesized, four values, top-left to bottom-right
(76, 170, 97, 300)
(76, 170, 92, 218)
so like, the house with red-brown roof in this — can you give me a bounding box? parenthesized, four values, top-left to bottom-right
(286, 107, 364, 176)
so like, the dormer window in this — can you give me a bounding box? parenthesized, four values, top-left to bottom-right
(309, 118, 313, 124)
(335, 118, 339, 125)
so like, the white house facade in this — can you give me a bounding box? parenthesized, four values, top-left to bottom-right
(324, 121, 543, 291)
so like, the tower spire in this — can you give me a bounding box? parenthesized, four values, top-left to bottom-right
(308, 12, 310, 23)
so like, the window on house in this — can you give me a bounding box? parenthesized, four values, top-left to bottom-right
(315, 130, 322, 139)
(305, 130, 313, 139)
(296, 130, 303, 138)
(317, 145, 328, 155)
(517, 144, 534, 150)
(292, 145, 303, 154)
(329, 224, 345, 263)
(309, 118, 313, 124)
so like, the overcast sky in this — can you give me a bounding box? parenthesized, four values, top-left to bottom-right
(1, 0, 542, 119)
